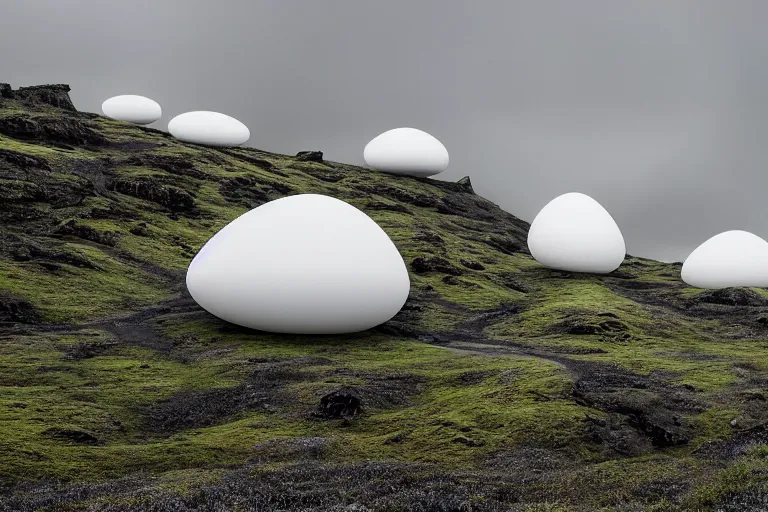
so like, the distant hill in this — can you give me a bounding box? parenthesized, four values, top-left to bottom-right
(1, 84, 767, 511)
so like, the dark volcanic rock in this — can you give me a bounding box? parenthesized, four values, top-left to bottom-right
(295, 150, 323, 162)
(110, 176, 196, 212)
(15, 84, 77, 111)
(124, 154, 210, 180)
(455, 176, 474, 194)
(0, 149, 51, 171)
(0, 293, 41, 323)
(314, 388, 363, 419)
(4, 236, 100, 269)
(219, 176, 271, 206)
(573, 364, 694, 449)
(43, 427, 102, 445)
(410, 256, 462, 276)
(54, 220, 122, 247)
(553, 316, 629, 335)
(483, 234, 524, 255)
(442, 275, 479, 287)
(0, 83, 13, 98)
(147, 363, 310, 433)
(460, 259, 485, 271)
(219, 175, 294, 207)
(0, 114, 105, 147)
(693, 287, 768, 307)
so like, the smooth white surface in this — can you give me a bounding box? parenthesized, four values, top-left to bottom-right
(168, 111, 250, 147)
(364, 127, 449, 177)
(186, 194, 411, 334)
(101, 95, 161, 125)
(527, 192, 626, 273)
(681, 230, 768, 289)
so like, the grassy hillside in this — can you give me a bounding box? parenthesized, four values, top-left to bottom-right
(1, 84, 768, 511)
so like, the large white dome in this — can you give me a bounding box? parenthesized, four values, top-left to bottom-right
(186, 194, 411, 334)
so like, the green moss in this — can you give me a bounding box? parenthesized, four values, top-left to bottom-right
(0, 244, 172, 322)
(4, 93, 768, 509)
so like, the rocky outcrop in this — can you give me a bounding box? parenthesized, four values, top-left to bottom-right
(0, 113, 105, 147)
(693, 288, 768, 307)
(295, 150, 324, 162)
(313, 388, 363, 419)
(7, 83, 77, 111)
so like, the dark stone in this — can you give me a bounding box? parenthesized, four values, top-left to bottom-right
(54, 220, 122, 247)
(566, 323, 603, 335)
(110, 177, 196, 212)
(573, 364, 694, 449)
(0, 83, 13, 98)
(62, 340, 117, 360)
(314, 388, 363, 419)
(0, 294, 41, 323)
(124, 154, 209, 180)
(218, 175, 294, 208)
(42, 427, 102, 445)
(441, 276, 479, 287)
(4, 237, 101, 269)
(483, 235, 523, 255)
(455, 176, 474, 194)
(410, 256, 462, 276)
(554, 316, 628, 335)
(16, 84, 77, 111)
(0, 114, 105, 147)
(460, 259, 485, 271)
(12, 245, 31, 261)
(295, 150, 323, 162)
(694, 288, 768, 307)
(0, 149, 51, 170)
(130, 222, 150, 237)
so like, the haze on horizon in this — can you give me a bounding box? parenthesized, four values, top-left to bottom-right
(4, 0, 768, 263)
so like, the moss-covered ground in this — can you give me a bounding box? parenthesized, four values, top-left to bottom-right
(1, 84, 768, 511)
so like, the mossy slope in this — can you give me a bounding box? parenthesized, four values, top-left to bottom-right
(1, 84, 767, 511)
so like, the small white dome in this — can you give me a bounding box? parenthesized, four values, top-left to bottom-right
(168, 111, 249, 147)
(364, 127, 449, 177)
(101, 95, 161, 125)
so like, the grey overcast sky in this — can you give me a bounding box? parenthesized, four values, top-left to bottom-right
(3, 0, 768, 262)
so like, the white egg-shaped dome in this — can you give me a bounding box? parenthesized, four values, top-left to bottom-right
(527, 192, 626, 274)
(168, 111, 250, 147)
(681, 230, 768, 289)
(101, 95, 161, 125)
(186, 194, 411, 334)
(363, 127, 449, 177)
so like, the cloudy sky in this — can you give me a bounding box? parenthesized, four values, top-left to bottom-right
(4, 0, 768, 262)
